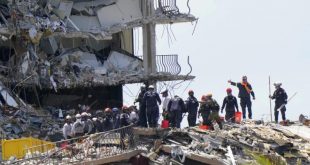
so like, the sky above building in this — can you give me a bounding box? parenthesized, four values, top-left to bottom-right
(125, 0, 310, 123)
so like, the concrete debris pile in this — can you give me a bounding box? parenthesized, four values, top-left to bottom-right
(6, 122, 310, 165)
(0, 81, 64, 140)
(0, 106, 63, 140)
(135, 122, 310, 165)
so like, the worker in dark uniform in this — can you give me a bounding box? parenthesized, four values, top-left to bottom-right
(270, 82, 288, 123)
(103, 108, 114, 131)
(221, 88, 239, 122)
(185, 90, 199, 127)
(142, 85, 161, 128)
(228, 76, 255, 119)
(167, 95, 185, 128)
(135, 85, 147, 127)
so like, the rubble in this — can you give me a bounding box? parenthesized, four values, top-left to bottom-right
(3, 121, 310, 164)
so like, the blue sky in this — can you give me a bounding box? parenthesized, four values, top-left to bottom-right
(124, 0, 310, 122)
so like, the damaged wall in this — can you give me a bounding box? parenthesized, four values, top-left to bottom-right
(20, 85, 123, 109)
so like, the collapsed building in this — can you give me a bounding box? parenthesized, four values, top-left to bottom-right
(0, 0, 196, 139)
(0, 0, 196, 109)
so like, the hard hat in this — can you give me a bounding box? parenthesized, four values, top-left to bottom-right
(81, 112, 88, 117)
(75, 114, 81, 118)
(188, 90, 194, 94)
(274, 82, 282, 87)
(104, 108, 112, 113)
(201, 95, 207, 102)
(161, 89, 168, 94)
(87, 113, 92, 117)
(149, 85, 154, 89)
(122, 105, 128, 111)
(242, 76, 247, 80)
(206, 93, 212, 97)
(92, 117, 97, 121)
(226, 88, 232, 93)
(66, 115, 71, 120)
(112, 107, 119, 113)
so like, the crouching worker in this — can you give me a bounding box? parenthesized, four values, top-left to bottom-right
(63, 115, 73, 140)
(199, 94, 222, 129)
(221, 88, 239, 122)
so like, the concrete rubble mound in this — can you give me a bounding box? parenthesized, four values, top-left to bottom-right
(3, 121, 310, 165)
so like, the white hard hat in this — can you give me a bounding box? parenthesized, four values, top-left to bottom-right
(81, 112, 88, 117)
(75, 114, 81, 118)
(87, 113, 91, 117)
(149, 85, 154, 89)
(66, 115, 71, 120)
(92, 117, 97, 121)
(274, 82, 282, 87)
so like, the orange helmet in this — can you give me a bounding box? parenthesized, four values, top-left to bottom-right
(104, 108, 112, 113)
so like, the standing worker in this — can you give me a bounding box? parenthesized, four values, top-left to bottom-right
(63, 115, 73, 139)
(136, 85, 147, 127)
(161, 89, 170, 121)
(167, 95, 185, 128)
(199, 94, 221, 129)
(143, 85, 161, 128)
(221, 88, 239, 122)
(228, 76, 255, 119)
(185, 90, 199, 127)
(72, 114, 85, 137)
(269, 82, 288, 123)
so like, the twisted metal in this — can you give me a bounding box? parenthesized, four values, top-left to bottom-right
(8, 125, 138, 165)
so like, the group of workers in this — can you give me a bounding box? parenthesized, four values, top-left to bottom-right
(62, 75, 288, 138)
(62, 106, 138, 139)
(136, 76, 288, 129)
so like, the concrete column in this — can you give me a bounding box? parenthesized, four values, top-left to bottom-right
(142, 0, 157, 76)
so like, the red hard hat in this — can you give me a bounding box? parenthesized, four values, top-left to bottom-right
(226, 88, 232, 93)
(201, 95, 207, 101)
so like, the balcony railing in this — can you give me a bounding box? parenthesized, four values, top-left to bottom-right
(138, 55, 182, 75)
(154, 0, 191, 16)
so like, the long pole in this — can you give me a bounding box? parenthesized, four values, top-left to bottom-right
(269, 76, 273, 122)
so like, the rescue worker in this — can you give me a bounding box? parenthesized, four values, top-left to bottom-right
(92, 117, 104, 133)
(136, 85, 147, 127)
(198, 95, 209, 125)
(221, 88, 239, 122)
(129, 106, 139, 125)
(143, 85, 161, 128)
(112, 107, 121, 129)
(228, 76, 255, 119)
(63, 115, 73, 139)
(185, 90, 199, 127)
(103, 108, 114, 131)
(120, 106, 134, 149)
(269, 82, 288, 123)
(161, 89, 170, 122)
(167, 95, 185, 128)
(81, 112, 93, 135)
(206, 94, 222, 129)
(199, 94, 222, 129)
(72, 114, 85, 137)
